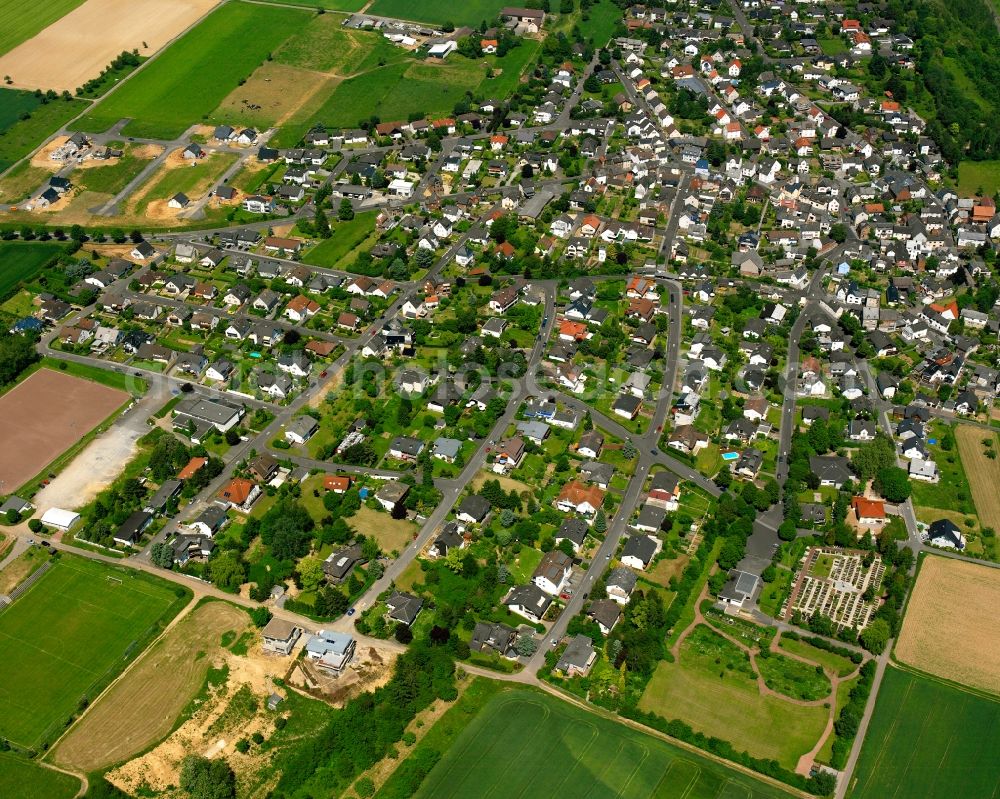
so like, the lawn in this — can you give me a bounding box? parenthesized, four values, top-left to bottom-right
(0, 0, 86, 56)
(410, 686, 799, 799)
(0, 240, 66, 300)
(351, 504, 416, 554)
(910, 424, 976, 516)
(958, 159, 1000, 197)
(755, 649, 832, 702)
(0, 95, 87, 172)
(777, 635, 857, 678)
(72, 1, 309, 138)
(0, 554, 187, 748)
(848, 666, 1000, 799)
(0, 753, 80, 799)
(367, 0, 510, 27)
(639, 625, 829, 770)
(303, 211, 379, 268)
(816, 35, 848, 55)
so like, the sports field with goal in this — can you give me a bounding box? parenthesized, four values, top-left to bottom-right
(413, 690, 797, 799)
(0, 554, 186, 748)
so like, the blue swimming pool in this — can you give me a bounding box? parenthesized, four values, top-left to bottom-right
(721, 452, 739, 461)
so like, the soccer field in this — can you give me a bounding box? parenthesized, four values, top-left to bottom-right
(0, 555, 186, 748)
(413, 690, 797, 799)
(848, 666, 1000, 799)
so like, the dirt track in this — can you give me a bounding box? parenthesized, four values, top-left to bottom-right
(0, 369, 127, 493)
(0, 0, 220, 91)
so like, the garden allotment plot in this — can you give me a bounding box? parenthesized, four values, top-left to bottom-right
(414, 690, 797, 799)
(0, 555, 182, 748)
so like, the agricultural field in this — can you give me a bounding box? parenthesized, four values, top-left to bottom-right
(848, 666, 1000, 799)
(638, 625, 829, 770)
(954, 424, 1000, 533)
(0, 554, 186, 748)
(257, 0, 366, 9)
(367, 0, 510, 28)
(0, 93, 86, 172)
(0, 240, 66, 299)
(958, 159, 1000, 196)
(72, 1, 309, 138)
(895, 555, 1000, 695)
(0, 0, 220, 93)
(0, 0, 85, 57)
(51, 600, 250, 773)
(0, 753, 80, 799)
(411, 688, 799, 799)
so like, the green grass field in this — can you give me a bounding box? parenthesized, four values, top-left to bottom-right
(639, 626, 828, 770)
(312, 58, 484, 129)
(72, 2, 309, 138)
(367, 0, 509, 27)
(958, 159, 1000, 197)
(133, 152, 237, 213)
(0, 753, 80, 799)
(0, 555, 185, 748)
(0, 240, 66, 300)
(0, 94, 86, 171)
(575, 0, 623, 46)
(0, 89, 40, 132)
(848, 666, 1000, 799)
(303, 211, 378, 267)
(412, 689, 797, 799)
(0, 0, 85, 57)
(74, 147, 158, 196)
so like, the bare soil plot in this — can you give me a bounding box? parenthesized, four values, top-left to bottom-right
(955, 424, 1000, 532)
(895, 555, 1000, 695)
(0, 0, 221, 92)
(0, 368, 126, 491)
(51, 601, 248, 773)
(215, 62, 335, 128)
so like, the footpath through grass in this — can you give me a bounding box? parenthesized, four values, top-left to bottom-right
(0, 752, 80, 799)
(849, 665, 1000, 799)
(0, 554, 188, 749)
(401, 684, 798, 799)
